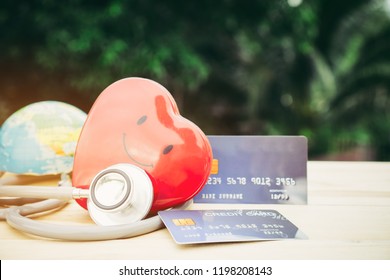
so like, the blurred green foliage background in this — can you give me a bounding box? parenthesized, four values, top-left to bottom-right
(1, 0, 389, 160)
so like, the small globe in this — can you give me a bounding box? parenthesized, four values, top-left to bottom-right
(0, 101, 87, 175)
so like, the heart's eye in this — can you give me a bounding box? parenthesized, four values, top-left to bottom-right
(162, 144, 174, 155)
(137, 115, 147, 125)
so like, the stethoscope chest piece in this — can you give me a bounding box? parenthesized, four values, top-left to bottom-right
(87, 163, 154, 226)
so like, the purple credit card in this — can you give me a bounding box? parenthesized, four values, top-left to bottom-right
(158, 209, 307, 244)
(194, 136, 307, 204)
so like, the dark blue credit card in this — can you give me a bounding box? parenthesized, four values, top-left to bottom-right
(194, 136, 307, 204)
(159, 209, 307, 244)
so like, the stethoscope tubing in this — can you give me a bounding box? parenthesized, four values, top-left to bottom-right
(0, 183, 192, 240)
(5, 203, 165, 241)
(0, 198, 67, 220)
(0, 185, 76, 200)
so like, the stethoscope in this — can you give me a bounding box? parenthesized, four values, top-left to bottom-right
(0, 163, 191, 241)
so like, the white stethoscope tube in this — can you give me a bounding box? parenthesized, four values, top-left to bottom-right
(0, 185, 89, 200)
(4, 202, 165, 241)
(0, 198, 67, 220)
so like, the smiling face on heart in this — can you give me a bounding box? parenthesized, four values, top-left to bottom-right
(72, 78, 212, 212)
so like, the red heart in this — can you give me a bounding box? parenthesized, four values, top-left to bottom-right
(72, 78, 212, 213)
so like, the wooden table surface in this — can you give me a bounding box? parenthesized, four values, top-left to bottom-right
(1, 161, 389, 260)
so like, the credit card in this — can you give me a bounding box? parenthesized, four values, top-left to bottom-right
(159, 209, 307, 244)
(194, 136, 307, 204)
